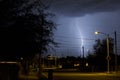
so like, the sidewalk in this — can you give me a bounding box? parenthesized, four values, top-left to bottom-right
(19, 72, 48, 80)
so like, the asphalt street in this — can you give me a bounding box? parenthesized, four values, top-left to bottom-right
(43, 72, 120, 80)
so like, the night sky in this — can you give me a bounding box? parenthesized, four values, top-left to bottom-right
(42, 0, 120, 57)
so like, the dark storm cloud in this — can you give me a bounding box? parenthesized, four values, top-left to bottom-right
(43, 0, 120, 16)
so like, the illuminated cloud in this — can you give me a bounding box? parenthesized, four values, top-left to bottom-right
(43, 0, 120, 16)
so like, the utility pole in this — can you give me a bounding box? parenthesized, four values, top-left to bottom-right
(82, 46, 85, 71)
(114, 31, 117, 72)
(82, 46, 84, 61)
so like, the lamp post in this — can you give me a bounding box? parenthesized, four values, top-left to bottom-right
(95, 31, 110, 73)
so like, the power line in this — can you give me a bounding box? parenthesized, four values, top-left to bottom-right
(58, 45, 81, 48)
(54, 35, 96, 41)
(56, 41, 81, 45)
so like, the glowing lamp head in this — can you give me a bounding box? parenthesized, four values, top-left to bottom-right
(95, 31, 100, 35)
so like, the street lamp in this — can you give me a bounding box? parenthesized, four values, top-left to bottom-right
(95, 31, 111, 73)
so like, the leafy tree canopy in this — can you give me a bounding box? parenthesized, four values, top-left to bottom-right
(0, 0, 56, 60)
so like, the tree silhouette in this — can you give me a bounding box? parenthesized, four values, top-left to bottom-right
(0, 0, 56, 60)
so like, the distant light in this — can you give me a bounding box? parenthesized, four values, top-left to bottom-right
(86, 63, 88, 67)
(21, 57, 23, 60)
(58, 65, 62, 68)
(74, 63, 80, 67)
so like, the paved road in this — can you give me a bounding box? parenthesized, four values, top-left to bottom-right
(43, 72, 120, 80)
